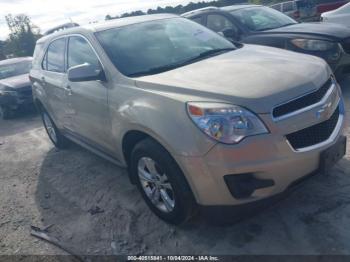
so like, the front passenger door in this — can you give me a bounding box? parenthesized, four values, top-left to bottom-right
(65, 35, 112, 152)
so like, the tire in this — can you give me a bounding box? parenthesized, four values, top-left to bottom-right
(0, 105, 14, 120)
(41, 109, 70, 149)
(130, 138, 198, 225)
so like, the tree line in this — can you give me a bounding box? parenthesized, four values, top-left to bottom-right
(0, 14, 41, 60)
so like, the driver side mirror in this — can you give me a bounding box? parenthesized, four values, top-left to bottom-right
(68, 63, 106, 82)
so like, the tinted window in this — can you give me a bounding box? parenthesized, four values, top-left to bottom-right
(230, 6, 297, 31)
(96, 18, 234, 77)
(191, 16, 204, 25)
(68, 36, 100, 69)
(207, 14, 235, 32)
(46, 38, 66, 73)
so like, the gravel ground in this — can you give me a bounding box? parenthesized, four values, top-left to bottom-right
(0, 77, 349, 256)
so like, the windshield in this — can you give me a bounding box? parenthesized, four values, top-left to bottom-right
(96, 17, 235, 77)
(230, 6, 297, 31)
(0, 61, 32, 80)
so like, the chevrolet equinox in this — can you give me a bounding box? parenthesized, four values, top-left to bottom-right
(30, 14, 347, 224)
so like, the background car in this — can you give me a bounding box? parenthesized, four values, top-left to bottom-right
(270, 0, 317, 21)
(317, 0, 349, 17)
(182, 5, 350, 78)
(0, 57, 33, 119)
(321, 2, 350, 27)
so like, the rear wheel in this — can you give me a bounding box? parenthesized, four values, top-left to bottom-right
(130, 138, 198, 225)
(0, 105, 14, 120)
(41, 110, 70, 149)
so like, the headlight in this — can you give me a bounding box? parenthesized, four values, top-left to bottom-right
(291, 39, 337, 51)
(187, 102, 269, 144)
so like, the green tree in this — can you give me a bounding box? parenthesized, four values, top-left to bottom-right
(5, 14, 41, 57)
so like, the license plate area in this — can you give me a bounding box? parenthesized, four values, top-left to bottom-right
(320, 136, 347, 175)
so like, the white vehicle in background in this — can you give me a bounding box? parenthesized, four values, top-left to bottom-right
(321, 2, 350, 27)
(270, 0, 317, 21)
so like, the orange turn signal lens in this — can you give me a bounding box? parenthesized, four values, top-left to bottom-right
(188, 105, 204, 116)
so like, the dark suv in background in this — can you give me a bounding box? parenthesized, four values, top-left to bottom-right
(0, 57, 33, 119)
(182, 5, 350, 78)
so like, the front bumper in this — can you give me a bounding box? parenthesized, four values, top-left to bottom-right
(176, 87, 346, 206)
(0, 91, 33, 109)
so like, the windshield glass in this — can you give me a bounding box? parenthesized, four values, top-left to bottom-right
(96, 18, 235, 77)
(230, 6, 297, 31)
(0, 61, 32, 80)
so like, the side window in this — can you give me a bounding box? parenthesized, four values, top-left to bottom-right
(207, 14, 236, 33)
(46, 38, 66, 73)
(191, 16, 204, 25)
(67, 36, 100, 69)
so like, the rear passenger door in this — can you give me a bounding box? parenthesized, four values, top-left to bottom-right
(41, 37, 69, 127)
(64, 35, 112, 151)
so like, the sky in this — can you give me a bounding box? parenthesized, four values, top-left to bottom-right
(0, 0, 204, 40)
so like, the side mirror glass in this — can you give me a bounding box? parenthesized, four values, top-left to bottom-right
(68, 63, 106, 82)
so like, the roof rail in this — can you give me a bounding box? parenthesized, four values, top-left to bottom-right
(44, 22, 80, 36)
(182, 6, 219, 17)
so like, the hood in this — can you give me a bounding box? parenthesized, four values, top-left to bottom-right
(135, 45, 331, 114)
(264, 22, 350, 40)
(0, 74, 31, 89)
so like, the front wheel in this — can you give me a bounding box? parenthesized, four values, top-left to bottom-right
(41, 110, 70, 149)
(130, 138, 198, 225)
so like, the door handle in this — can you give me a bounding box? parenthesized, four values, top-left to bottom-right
(64, 85, 73, 96)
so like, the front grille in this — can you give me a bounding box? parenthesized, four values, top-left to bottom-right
(286, 107, 339, 150)
(273, 78, 332, 118)
(342, 38, 350, 54)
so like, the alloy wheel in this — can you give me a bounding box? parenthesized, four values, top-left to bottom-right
(137, 157, 175, 213)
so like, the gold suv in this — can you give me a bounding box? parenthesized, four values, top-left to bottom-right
(30, 14, 347, 224)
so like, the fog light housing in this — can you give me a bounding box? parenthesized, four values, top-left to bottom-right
(224, 174, 275, 199)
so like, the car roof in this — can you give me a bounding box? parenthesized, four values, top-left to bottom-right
(221, 4, 261, 12)
(182, 4, 261, 17)
(0, 57, 33, 66)
(37, 14, 178, 44)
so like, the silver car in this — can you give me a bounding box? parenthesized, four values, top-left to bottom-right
(30, 14, 346, 224)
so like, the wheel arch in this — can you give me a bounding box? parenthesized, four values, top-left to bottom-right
(122, 129, 180, 185)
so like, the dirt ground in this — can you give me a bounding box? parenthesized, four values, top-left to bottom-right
(0, 77, 350, 257)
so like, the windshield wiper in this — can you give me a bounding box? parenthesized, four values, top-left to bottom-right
(128, 48, 235, 77)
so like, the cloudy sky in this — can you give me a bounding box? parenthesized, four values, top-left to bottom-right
(0, 0, 204, 40)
